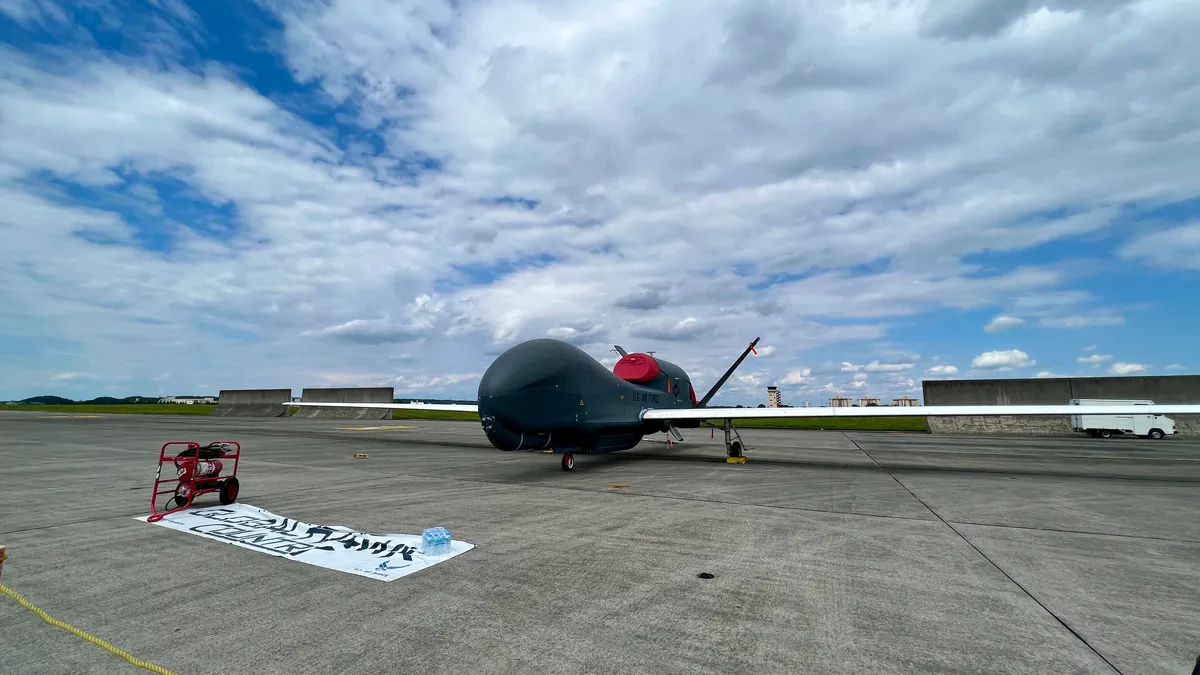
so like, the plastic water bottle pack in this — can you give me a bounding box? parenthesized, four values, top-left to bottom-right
(422, 527, 451, 556)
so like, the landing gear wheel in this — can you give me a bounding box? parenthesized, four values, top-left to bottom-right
(219, 477, 240, 505)
(1149, 429, 1165, 440)
(561, 453, 575, 471)
(727, 441, 743, 459)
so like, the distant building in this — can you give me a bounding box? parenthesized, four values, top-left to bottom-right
(767, 386, 781, 408)
(856, 396, 881, 407)
(891, 396, 919, 406)
(159, 396, 217, 405)
(829, 397, 852, 407)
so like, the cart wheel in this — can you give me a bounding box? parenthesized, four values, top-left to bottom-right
(219, 477, 240, 505)
(561, 452, 574, 471)
(172, 494, 189, 508)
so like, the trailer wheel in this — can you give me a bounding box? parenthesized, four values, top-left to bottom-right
(1148, 428, 1165, 440)
(219, 477, 240, 505)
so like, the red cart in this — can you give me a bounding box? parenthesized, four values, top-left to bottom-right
(148, 441, 241, 522)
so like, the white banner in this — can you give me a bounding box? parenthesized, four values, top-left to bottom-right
(135, 503, 474, 581)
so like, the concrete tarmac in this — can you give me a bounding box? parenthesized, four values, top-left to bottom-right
(1, 412, 1197, 675)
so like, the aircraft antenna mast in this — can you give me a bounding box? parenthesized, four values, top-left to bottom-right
(698, 337, 760, 407)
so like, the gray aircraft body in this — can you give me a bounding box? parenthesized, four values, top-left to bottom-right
(287, 337, 1200, 471)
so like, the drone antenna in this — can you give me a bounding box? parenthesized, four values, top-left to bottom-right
(698, 337, 760, 407)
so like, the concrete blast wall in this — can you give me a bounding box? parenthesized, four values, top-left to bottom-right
(213, 389, 291, 417)
(296, 387, 395, 420)
(922, 375, 1200, 436)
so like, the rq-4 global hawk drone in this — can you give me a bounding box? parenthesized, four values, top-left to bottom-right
(289, 337, 1200, 471)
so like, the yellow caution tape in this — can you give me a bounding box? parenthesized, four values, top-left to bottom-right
(0, 582, 177, 675)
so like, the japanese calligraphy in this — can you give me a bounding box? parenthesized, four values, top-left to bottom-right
(139, 503, 473, 581)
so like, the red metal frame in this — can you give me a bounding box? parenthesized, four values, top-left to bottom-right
(148, 440, 241, 522)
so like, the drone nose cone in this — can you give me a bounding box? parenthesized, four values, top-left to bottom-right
(477, 339, 582, 432)
(478, 339, 567, 401)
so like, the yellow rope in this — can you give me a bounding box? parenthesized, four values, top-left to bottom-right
(0, 582, 178, 675)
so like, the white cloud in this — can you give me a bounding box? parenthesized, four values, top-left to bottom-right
(628, 316, 712, 342)
(990, 292, 1128, 333)
(1034, 371, 1057, 378)
(735, 372, 766, 389)
(390, 374, 482, 394)
(1166, 363, 1186, 371)
(1, 1, 1199, 400)
(778, 368, 811, 386)
(841, 360, 913, 373)
(1110, 362, 1146, 375)
(1038, 314, 1125, 328)
(1082, 344, 1098, 352)
(1120, 222, 1200, 271)
(985, 315, 1024, 333)
(1076, 353, 1112, 364)
(972, 349, 1035, 369)
(926, 364, 959, 375)
(546, 319, 606, 346)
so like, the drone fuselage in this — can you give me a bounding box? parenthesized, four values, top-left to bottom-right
(476, 338, 701, 454)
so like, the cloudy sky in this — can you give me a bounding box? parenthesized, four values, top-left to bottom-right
(1, 0, 1197, 405)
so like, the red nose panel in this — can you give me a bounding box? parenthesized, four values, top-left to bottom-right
(613, 353, 661, 383)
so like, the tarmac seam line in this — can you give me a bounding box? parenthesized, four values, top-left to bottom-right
(945, 520, 1200, 545)
(844, 432, 1126, 675)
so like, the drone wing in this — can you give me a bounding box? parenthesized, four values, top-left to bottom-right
(286, 401, 478, 413)
(642, 403, 1200, 420)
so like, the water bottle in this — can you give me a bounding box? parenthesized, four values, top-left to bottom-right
(423, 527, 451, 556)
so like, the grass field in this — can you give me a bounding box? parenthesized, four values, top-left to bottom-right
(0, 404, 220, 415)
(0, 404, 929, 432)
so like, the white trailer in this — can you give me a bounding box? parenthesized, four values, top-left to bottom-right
(1069, 398, 1175, 439)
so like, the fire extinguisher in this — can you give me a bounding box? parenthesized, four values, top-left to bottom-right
(178, 459, 222, 482)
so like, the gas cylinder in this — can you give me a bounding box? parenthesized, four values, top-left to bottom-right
(178, 459, 222, 481)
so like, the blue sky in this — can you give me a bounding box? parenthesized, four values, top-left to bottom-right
(1, 0, 1198, 404)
